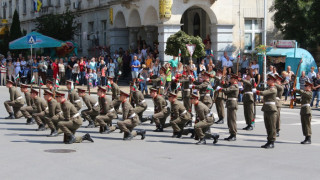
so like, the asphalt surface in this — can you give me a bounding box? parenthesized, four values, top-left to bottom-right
(0, 86, 320, 180)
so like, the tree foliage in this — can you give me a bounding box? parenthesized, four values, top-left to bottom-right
(0, 26, 10, 55)
(9, 10, 22, 42)
(35, 10, 79, 41)
(165, 30, 205, 58)
(271, 0, 320, 49)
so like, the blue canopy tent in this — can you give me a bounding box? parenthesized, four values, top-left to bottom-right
(9, 31, 62, 49)
(258, 48, 317, 88)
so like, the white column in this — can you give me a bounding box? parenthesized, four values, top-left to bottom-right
(158, 24, 182, 64)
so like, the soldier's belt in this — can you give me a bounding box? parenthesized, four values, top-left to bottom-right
(93, 102, 99, 107)
(206, 112, 213, 117)
(200, 94, 210, 96)
(108, 108, 115, 113)
(184, 89, 190, 91)
(45, 107, 49, 111)
(276, 97, 280, 100)
(244, 92, 253, 94)
(302, 104, 310, 107)
(181, 110, 187, 115)
(129, 113, 137, 118)
(16, 96, 23, 100)
(72, 113, 80, 118)
(140, 100, 146, 103)
(227, 98, 237, 101)
(74, 99, 81, 103)
(264, 102, 276, 105)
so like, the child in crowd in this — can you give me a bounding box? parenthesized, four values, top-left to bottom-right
(92, 70, 97, 87)
(139, 65, 149, 95)
(97, 68, 101, 86)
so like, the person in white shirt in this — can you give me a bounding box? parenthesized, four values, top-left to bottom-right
(0, 62, 7, 86)
(251, 60, 259, 72)
(308, 66, 317, 80)
(220, 51, 234, 68)
(222, 56, 234, 68)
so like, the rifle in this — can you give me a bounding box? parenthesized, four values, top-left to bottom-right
(251, 73, 256, 126)
(290, 59, 303, 109)
(214, 67, 227, 102)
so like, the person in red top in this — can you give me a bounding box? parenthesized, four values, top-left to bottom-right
(78, 58, 86, 85)
(52, 58, 59, 80)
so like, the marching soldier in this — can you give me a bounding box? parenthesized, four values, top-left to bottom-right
(43, 89, 62, 137)
(78, 88, 100, 128)
(214, 70, 226, 124)
(150, 67, 166, 95)
(20, 84, 36, 124)
(108, 76, 121, 113)
(240, 74, 254, 130)
(180, 75, 192, 114)
(95, 86, 117, 134)
(46, 79, 54, 92)
(274, 74, 284, 137)
(55, 91, 93, 144)
(190, 94, 219, 145)
(117, 90, 146, 140)
(217, 74, 239, 141)
(30, 88, 48, 131)
(149, 88, 170, 132)
(254, 74, 278, 149)
(66, 80, 82, 111)
(130, 82, 148, 121)
(168, 92, 192, 138)
(293, 81, 313, 144)
(4, 80, 24, 119)
(192, 72, 213, 109)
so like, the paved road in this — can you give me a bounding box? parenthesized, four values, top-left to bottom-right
(0, 86, 320, 180)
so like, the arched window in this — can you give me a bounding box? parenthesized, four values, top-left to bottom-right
(193, 13, 200, 37)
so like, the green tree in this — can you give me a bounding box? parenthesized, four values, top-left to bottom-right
(165, 30, 205, 58)
(35, 10, 79, 41)
(9, 10, 23, 42)
(271, 0, 320, 49)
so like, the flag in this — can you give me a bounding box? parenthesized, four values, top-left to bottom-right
(39, 77, 44, 85)
(76, 76, 79, 84)
(138, 77, 145, 82)
(175, 83, 181, 91)
(237, 51, 241, 58)
(206, 85, 213, 92)
(107, 81, 112, 88)
(33, 0, 42, 12)
(132, 85, 137, 91)
(31, 75, 35, 84)
(179, 49, 181, 57)
(15, 74, 20, 82)
(56, 74, 60, 81)
(55, 79, 60, 88)
(89, 78, 93, 86)
(210, 50, 214, 57)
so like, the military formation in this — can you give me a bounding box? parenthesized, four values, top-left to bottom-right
(2, 71, 314, 148)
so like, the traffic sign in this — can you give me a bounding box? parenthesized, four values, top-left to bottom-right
(186, 44, 196, 57)
(27, 36, 36, 44)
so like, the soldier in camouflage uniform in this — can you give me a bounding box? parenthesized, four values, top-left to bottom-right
(214, 70, 226, 124)
(192, 72, 213, 109)
(255, 74, 278, 149)
(129, 82, 148, 122)
(55, 91, 93, 144)
(4, 80, 24, 119)
(240, 74, 254, 131)
(108, 76, 121, 114)
(66, 80, 82, 111)
(46, 79, 54, 92)
(30, 88, 48, 131)
(150, 67, 166, 95)
(294, 81, 313, 144)
(149, 88, 170, 132)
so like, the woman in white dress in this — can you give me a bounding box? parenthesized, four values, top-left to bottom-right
(14, 58, 21, 76)
(107, 58, 115, 78)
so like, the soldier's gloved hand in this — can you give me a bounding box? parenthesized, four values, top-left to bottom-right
(216, 86, 222, 91)
(172, 76, 176, 80)
(189, 85, 193, 89)
(146, 78, 150, 81)
(252, 88, 257, 93)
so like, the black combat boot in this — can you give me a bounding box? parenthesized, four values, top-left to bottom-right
(172, 132, 178, 138)
(242, 125, 250, 130)
(5, 112, 14, 119)
(215, 118, 224, 124)
(176, 130, 183, 138)
(137, 130, 146, 140)
(123, 132, 133, 140)
(301, 136, 311, 144)
(185, 120, 192, 127)
(276, 131, 280, 137)
(81, 115, 87, 122)
(86, 121, 95, 128)
(212, 133, 220, 144)
(224, 135, 236, 141)
(83, 133, 94, 142)
(196, 138, 206, 145)
(101, 125, 110, 134)
(48, 129, 58, 137)
(261, 141, 275, 149)
(188, 128, 195, 138)
(66, 134, 76, 144)
(37, 124, 45, 131)
(26, 118, 31, 125)
(27, 118, 35, 125)
(153, 125, 161, 132)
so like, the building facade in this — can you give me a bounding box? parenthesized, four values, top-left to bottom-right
(0, 0, 279, 62)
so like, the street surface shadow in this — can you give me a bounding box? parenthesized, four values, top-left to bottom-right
(244, 139, 299, 145)
(18, 133, 49, 137)
(0, 122, 26, 125)
(157, 140, 194, 145)
(238, 133, 267, 137)
(213, 127, 229, 130)
(6, 128, 36, 131)
(143, 134, 173, 138)
(214, 144, 258, 149)
(91, 136, 123, 140)
(24, 140, 62, 144)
